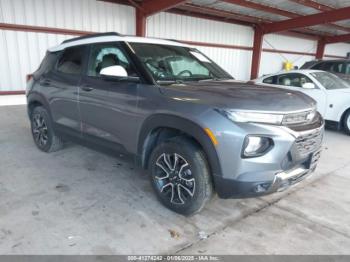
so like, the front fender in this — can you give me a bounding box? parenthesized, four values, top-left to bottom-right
(137, 114, 223, 179)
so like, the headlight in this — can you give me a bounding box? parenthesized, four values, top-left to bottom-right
(243, 136, 274, 158)
(218, 109, 284, 125)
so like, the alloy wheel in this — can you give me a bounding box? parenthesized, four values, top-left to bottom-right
(32, 113, 49, 147)
(154, 153, 195, 205)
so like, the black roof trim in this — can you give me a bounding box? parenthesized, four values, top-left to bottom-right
(62, 32, 123, 44)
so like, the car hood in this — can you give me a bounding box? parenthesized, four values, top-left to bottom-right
(338, 75, 350, 83)
(160, 80, 316, 113)
(329, 88, 350, 94)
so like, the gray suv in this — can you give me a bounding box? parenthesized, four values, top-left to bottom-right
(301, 59, 350, 83)
(26, 33, 324, 215)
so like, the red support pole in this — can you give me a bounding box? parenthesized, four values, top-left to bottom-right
(316, 40, 325, 59)
(136, 9, 146, 37)
(251, 27, 263, 79)
(134, 0, 187, 37)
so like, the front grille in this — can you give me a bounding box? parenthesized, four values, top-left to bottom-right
(295, 128, 323, 156)
(286, 111, 323, 132)
(282, 110, 314, 125)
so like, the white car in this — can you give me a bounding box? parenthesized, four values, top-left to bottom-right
(255, 70, 350, 134)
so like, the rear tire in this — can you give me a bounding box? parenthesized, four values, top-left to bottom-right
(343, 110, 350, 135)
(148, 137, 213, 216)
(30, 106, 63, 152)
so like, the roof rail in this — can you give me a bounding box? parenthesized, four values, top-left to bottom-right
(62, 32, 123, 44)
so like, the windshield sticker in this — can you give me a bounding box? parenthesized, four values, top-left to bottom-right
(190, 51, 211, 63)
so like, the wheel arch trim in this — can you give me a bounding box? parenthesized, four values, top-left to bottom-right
(27, 92, 52, 118)
(137, 114, 223, 178)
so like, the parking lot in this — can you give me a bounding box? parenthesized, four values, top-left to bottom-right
(1, 105, 350, 255)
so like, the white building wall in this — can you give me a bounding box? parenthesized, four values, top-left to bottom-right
(260, 34, 350, 75)
(259, 52, 315, 77)
(0, 0, 135, 33)
(0, 31, 71, 92)
(325, 43, 350, 57)
(259, 34, 317, 76)
(0, 0, 135, 91)
(146, 12, 254, 80)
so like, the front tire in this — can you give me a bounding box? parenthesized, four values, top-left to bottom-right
(30, 106, 63, 152)
(343, 110, 350, 135)
(149, 137, 213, 216)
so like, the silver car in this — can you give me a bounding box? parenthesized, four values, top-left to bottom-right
(26, 32, 324, 215)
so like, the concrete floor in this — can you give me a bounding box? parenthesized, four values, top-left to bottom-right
(1, 105, 350, 255)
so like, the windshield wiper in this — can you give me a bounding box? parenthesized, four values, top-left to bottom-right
(198, 77, 231, 81)
(157, 79, 185, 85)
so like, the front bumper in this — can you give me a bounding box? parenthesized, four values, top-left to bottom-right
(213, 121, 324, 199)
(215, 150, 321, 198)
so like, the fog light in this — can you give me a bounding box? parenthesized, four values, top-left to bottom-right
(254, 183, 271, 193)
(243, 136, 273, 158)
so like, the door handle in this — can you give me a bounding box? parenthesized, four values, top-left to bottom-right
(81, 86, 94, 92)
(40, 79, 51, 86)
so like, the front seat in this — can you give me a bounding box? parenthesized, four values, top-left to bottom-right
(282, 78, 292, 86)
(96, 54, 119, 74)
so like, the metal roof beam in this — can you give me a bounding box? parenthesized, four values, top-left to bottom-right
(261, 6, 350, 34)
(222, 0, 299, 18)
(178, 3, 264, 24)
(288, 0, 333, 12)
(140, 0, 187, 17)
(325, 33, 350, 44)
(224, 0, 350, 33)
(179, 3, 329, 38)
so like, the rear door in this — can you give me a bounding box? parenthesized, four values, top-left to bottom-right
(46, 45, 87, 134)
(78, 42, 141, 153)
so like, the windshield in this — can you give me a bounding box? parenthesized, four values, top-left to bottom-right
(129, 43, 233, 83)
(311, 71, 350, 90)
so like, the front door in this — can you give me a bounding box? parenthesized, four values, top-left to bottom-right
(79, 42, 142, 153)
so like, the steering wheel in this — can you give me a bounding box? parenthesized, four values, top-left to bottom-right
(177, 70, 193, 77)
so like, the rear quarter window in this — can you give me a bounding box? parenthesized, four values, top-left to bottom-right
(56, 46, 86, 75)
(263, 76, 274, 84)
(34, 52, 58, 77)
(311, 62, 325, 70)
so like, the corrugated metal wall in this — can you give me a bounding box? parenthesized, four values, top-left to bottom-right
(147, 12, 254, 80)
(0, 31, 70, 92)
(260, 34, 317, 76)
(0, 0, 135, 91)
(325, 43, 350, 57)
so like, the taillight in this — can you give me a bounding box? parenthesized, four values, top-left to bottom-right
(26, 74, 33, 82)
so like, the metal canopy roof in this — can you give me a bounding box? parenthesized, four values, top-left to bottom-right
(106, 0, 350, 42)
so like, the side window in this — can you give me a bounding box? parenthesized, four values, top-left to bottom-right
(263, 76, 274, 84)
(311, 62, 324, 70)
(277, 73, 312, 88)
(57, 46, 85, 75)
(87, 43, 137, 77)
(330, 62, 344, 73)
(345, 63, 350, 75)
(321, 62, 333, 71)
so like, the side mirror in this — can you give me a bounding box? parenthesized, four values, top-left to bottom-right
(100, 65, 128, 77)
(302, 82, 316, 89)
